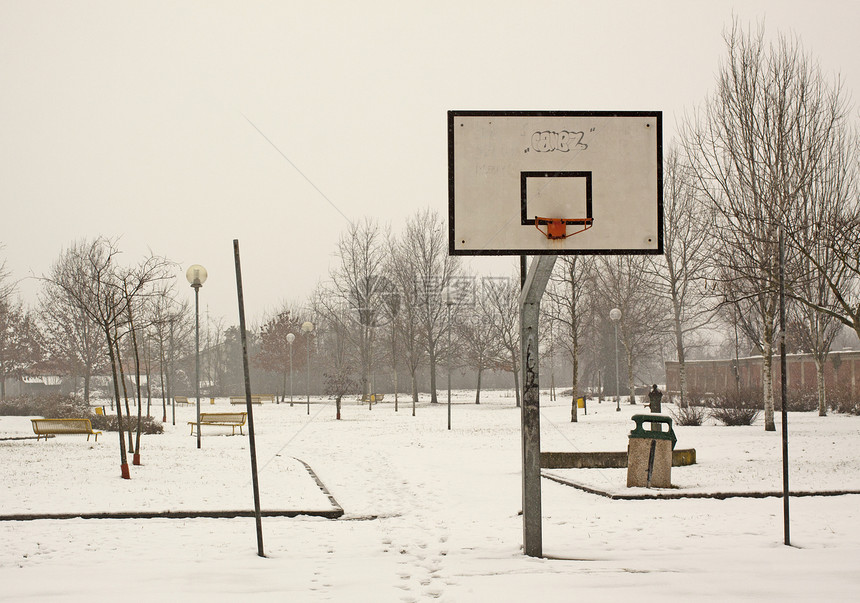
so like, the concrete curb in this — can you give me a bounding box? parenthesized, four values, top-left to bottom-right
(0, 456, 345, 522)
(542, 471, 860, 500)
(0, 509, 344, 521)
(541, 449, 696, 469)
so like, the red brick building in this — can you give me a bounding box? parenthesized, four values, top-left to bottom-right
(665, 350, 860, 397)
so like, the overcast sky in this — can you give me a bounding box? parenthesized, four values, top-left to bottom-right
(2, 0, 858, 324)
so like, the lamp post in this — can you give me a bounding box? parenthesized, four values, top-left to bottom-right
(610, 308, 621, 413)
(301, 321, 314, 415)
(186, 264, 208, 448)
(443, 287, 453, 431)
(286, 332, 295, 406)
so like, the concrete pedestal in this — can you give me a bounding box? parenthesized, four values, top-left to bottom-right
(626, 437, 672, 488)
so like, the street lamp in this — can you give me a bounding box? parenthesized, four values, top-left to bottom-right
(443, 286, 454, 431)
(286, 332, 295, 406)
(186, 264, 208, 448)
(301, 321, 314, 415)
(610, 308, 621, 413)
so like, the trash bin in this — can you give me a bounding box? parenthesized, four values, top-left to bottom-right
(627, 414, 677, 488)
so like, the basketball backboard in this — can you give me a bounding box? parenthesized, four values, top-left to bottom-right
(448, 111, 662, 255)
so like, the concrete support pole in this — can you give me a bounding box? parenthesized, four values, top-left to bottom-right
(519, 255, 556, 558)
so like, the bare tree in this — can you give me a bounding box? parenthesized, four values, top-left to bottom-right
(646, 147, 714, 406)
(45, 237, 172, 478)
(0, 300, 42, 399)
(684, 21, 845, 430)
(325, 218, 389, 401)
(454, 288, 504, 404)
(39, 283, 106, 401)
(119, 258, 174, 464)
(46, 238, 132, 478)
(785, 121, 858, 415)
(256, 305, 303, 403)
(545, 256, 596, 421)
(388, 234, 425, 409)
(399, 209, 459, 404)
(595, 256, 665, 403)
(483, 275, 521, 407)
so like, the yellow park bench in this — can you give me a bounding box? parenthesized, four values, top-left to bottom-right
(229, 394, 274, 405)
(360, 393, 385, 403)
(31, 418, 102, 442)
(174, 396, 191, 405)
(188, 412, 247, 436)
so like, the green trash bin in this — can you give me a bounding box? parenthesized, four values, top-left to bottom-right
(627, 414, 677, 488)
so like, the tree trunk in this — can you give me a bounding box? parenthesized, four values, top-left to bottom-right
(336, 395, 341, 420)
(762, 341, 776, 431)
(511, 348, 521, 408)
(106, 330, 129, 479)
(475, 367, 482, 404)
(392, 326, 399, 409)
(815, 357, 827, 416)
(129, 316, 144, 466)
(675, 310, 688, 405)
(570, 360, 578, 423)
(429, 345, 438, 403)
(115, 341, 135, 452)
(410, 369, 418, 416)
(626, 349, 636, 404)
(159, 344, 167, 422)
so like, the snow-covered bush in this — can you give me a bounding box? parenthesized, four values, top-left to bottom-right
(709, 387, 760, 426)
(669, 395, 707, 426)
(0, 393, 88, 418)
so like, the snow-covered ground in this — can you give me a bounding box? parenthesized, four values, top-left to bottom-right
(2, 392, 859, 602)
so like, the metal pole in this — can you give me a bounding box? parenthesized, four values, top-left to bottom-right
(614, 323, 620, 412)
(306, 341, 311, 415)
(233, 239, 265, 558)
(779, 229, 790, 546)
(289, 343, 293, 405)
(447, 302, 452, 431)
(519, 255, 556, 558)
(194, 285, 201, 449)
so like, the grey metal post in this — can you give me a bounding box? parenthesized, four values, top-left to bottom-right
(779, 229, 790, 546)
(306, 339, 311, 415)
(614, 322, 620, 412)
(447, 301, 452, 430)
(519, 255, 556, 558)
(289, 342, 293, 405)
(194, 284, 201, 449)
(233, 240, 265, 558)
(610, 307, 621, 412)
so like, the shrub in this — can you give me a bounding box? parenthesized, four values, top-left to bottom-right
(670, 399, 707, 426)
(90, 413, 163, 434)
(710, 387, 761, 426)
(829, 382, 860, 415)
(0, 393, 89, 418)
(775, 383, 819, 412)
(682, 387, 710, 407)
(0, 393, 163, 434)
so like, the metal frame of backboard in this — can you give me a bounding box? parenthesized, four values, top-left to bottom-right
(448, 110, 663, 255)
